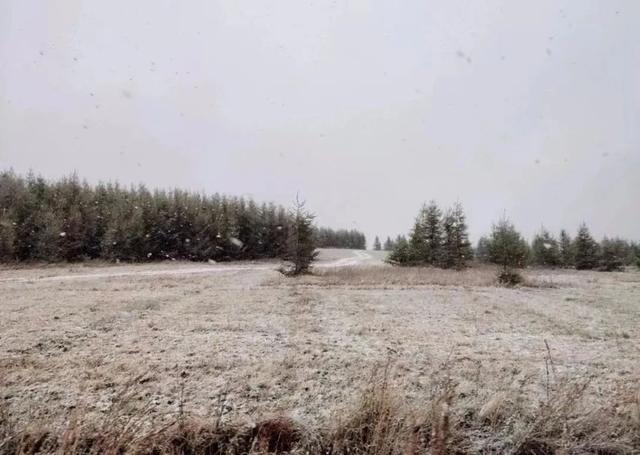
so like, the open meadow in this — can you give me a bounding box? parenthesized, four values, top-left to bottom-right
(1, 249, 639, 454)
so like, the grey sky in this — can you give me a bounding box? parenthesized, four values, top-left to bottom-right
(1, 0, 638, 245)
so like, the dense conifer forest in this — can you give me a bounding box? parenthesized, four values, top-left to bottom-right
(0, 171, 365, 263)
(314, 227, 366, 250)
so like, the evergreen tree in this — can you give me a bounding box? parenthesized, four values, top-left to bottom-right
(440, 203, 472, 269)
(0, 212, 15, 261)
(487, 218, 529, 270)
(423, 201, 443, 265)
(315, 227, 367, 249)
(559, 229, 574, 268)
(282, 198, 318, 275)
(388, 235, 410, 264)
(383, 236, 393, 251)
(633, 243, 640, 268)
(531, 228, 560, 267)
(475, 236, 491, 263)
(373, 236, 382, 251)
(599, 237, 627, 271)
(408, 205, 429, 263)
(574, 224, 599, 270)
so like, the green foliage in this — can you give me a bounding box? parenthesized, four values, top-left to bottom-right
(407, 205, 429, 263)
(598, 237, 629, 271)
(574, 224, 599, 270)
(0, 171, 299, 263)
(389, 201, 471, 269)
(440, 202, 472, 269)
(422, 201, 444, 265)
(315, 227, 366, 249)
(383, 236, 394, 251)
(559, 229, 574, 268)
(487, 218, 529, 269)
(475, 236, 491, 263)
(387, 235, 409, 264)
(373, 236, 382, 251)
(0, 212, 15, 261)
(282, 199, 318, 275)
(531, 228, 560, 267)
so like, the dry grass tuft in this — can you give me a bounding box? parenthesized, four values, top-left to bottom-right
(2, 373, 639, 454)
(310, 265, 499, 288)
(329, 362, 422, 455)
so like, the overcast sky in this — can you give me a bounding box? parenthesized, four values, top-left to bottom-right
(1, 0, 638, 245)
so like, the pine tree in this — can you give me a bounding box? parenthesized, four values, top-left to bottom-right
(388, 235, 410, 264)
(373, 236, 382, 251)
(440, 203, 472, 269)
(408, 205, 429, 263)
(633, 243, 640, 268)
(574, 224, 599, 270)
(0, 211, 15, 261)
(423, 201, 443, 265)
(487, 218, 529, 270)
(599, 237, 627, 271)
(531, 228, 560, 267)
(383, 236, 393, 251)
(559, 229, 574, 268)
(282, 198, 318, 275)
(475, 236, 491, 263)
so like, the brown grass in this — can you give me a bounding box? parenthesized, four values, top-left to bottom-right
(300, 265, 566, 290)
(308, 265, 499, 287)
(2, 260, 639, 454)
(2, 360, 639, 454)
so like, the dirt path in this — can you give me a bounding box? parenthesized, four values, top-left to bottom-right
(0, 249, 381, 283)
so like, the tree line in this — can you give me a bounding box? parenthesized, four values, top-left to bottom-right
(0, 171, 344, 265)
(476, 221, 639, 272)
(314, 227, 366, 250)
(382, 201, 639, 272)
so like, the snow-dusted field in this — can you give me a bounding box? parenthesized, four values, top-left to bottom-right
(1, 251, 639, 434)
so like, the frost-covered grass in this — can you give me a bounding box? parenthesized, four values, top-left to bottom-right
(1, 262, 639, 453)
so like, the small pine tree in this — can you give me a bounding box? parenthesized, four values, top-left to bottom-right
(487, 218, 529, 270)
(440, 202, 472, 269)
(383, 236, 393, 251)
(531, 228, 560, 267)
(282, 198, 318, 275)
(408, 205, 428, 263)
(423, 201, 443, 265)
(559, 229, 574, 268)
(373, 236, 382, 251)
(599, 237, 627, 271)
(475, 236, 491, 263)
(574, 224, 599, 270)
(388, 235, 410, 264)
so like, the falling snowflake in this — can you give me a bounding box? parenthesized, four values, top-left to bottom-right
(59, 232, 67, 237)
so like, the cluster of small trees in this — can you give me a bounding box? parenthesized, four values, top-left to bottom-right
(476, 221, 639, 272)
(384, 200, 638, 274)
(372, 235, 407, 251)
(0, 171, 313, 264)
(387, 201, 472, 269)
(314, 227, 366, 250)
